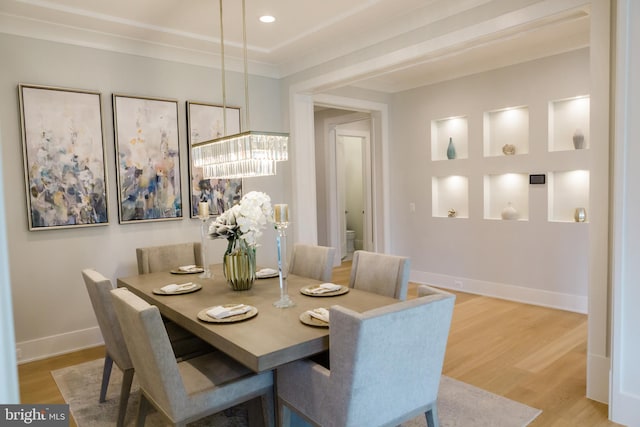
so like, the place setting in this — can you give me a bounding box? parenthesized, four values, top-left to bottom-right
(300, 282, 349, 297)
(256, 267, 279, 279)
(300, 307, 330, 328)
(152, 282, 202, 295)
(170, 264, 204, 274)
(197, 303, 258, 323)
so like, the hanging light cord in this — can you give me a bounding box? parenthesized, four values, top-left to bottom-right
(219, 0, 227, 136)
(242, 0, 250, 130)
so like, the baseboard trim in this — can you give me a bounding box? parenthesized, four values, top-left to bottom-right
(587, 353, 610, 404)
(411, 270, 588, 313)
(16, 326, 103, 364)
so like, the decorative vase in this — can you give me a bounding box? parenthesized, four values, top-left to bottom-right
(501, 202, 519, 220)
(573, 129, 585, 149)
(574, 207, 587, 222)
(446, 137, 456, 160)
(223, 238, 256, 291)
(502, 144, 516, 155)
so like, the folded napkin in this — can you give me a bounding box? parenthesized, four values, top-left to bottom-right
(309, 283, 342, 294)
(257, 268, 278, 276)
(160, 282, 195, 293)
(178, 265, 198, 272)
(307, 308, 330, 323)
(207, 304, 251, 319)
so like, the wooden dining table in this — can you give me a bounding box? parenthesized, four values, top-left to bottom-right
(116, 264, 398, 373)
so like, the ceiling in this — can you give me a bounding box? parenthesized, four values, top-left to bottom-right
(0, 0, 590, 93)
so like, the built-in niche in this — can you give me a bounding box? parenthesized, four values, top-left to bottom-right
(483, 106, 529, 157)
(431, 116, 468, 161)
(548, 170, 590, 222)
(431, 175, 469, 218)
(483, 173, 529, 220)
(548, 95, 590, 152)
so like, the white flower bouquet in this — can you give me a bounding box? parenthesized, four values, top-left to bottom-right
(209, 191, 273, 248)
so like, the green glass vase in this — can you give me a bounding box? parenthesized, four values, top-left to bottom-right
(223, 238, 256, 291)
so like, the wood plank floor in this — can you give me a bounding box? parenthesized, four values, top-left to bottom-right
(18, 261, 622, 427)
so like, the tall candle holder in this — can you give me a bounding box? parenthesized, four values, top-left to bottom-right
(273, 210, 294, 307)
(198, 202, 212, 279)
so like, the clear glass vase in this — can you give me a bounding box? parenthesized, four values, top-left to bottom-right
(223, 237, 256, 291)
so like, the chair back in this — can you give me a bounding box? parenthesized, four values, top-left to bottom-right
(348, 250, 410, 300)
(81, 269, 132, 370)
(136, 242, 202, 274)
(110, 288, 186, 418)
(289, 244, 336, 282)
(328, 293, 455, 426)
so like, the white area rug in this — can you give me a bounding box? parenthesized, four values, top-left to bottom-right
(52, 359, 541, 427)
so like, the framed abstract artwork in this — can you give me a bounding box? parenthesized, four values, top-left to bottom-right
(113, 94, 182, 223)
(186, 101, 242, 218)
(18, 84, 109, 230)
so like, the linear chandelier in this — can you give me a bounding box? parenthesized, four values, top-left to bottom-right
(192, 0, 288, 179)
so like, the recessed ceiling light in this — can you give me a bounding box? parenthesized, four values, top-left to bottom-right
(259, 15, 276, 23)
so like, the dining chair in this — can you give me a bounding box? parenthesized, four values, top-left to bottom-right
(81, 269, 135, 427)
(418, 284, 455, 298)
(288, 244, 336, 282)
(348, 250, 410, 300)
(136, 242, 202, 274)
(276, 292, 455, 427)
(110, 287, 275, 427)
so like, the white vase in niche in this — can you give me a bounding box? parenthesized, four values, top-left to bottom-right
(501, 202, 519, 220)
(573, 129, 585, 149)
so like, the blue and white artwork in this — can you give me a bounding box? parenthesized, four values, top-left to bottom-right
(186, 102, 242, 217)
(113, 95, 181, 223)
(19, 85, 108, 230)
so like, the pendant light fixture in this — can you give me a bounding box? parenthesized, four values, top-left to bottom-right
(192, 0, 288, 179)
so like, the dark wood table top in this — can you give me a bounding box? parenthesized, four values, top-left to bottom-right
(117, 264, 397, 372)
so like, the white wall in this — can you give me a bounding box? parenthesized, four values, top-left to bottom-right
(390, 49, 593, 312)
(0, 33, 286, 362)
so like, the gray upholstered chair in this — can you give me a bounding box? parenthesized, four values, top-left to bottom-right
(418, 284, 455, 298)
(288, 244, 336, 282)
(110, 287, 275, 427)
(276, 292, 455, 427)
(81, 269, 134, 427)
(136, 242, 202, 274)
(348, 250, 410, 300)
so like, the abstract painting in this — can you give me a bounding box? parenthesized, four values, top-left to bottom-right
(113, 94, 181, 223)
(186, 101, 242, 217)
(18, 84, 108, 230)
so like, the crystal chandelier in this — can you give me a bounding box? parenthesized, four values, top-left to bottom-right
(192, 0, 288, 179)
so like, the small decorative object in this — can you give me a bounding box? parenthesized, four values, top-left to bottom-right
(501, 202, 519, 220)
(446, 137, 456, 160)
(502, 144, 516, 155)
(574, 207, 587, 222)
(198, 202, 212, 279)
(208, 191, 273, 290)
(447, 208, 457, 218)
(573, 129, 585, 149)
(273, 204, 295, 308)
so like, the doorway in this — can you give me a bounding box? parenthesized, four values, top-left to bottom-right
(336, 127, 372, 260)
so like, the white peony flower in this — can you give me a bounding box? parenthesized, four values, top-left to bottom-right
(208, 191, 273, 248)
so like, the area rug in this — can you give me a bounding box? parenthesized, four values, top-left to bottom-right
(52, 359, 541, 427)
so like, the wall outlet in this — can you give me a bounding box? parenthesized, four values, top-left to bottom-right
(454, 280, 463, 289)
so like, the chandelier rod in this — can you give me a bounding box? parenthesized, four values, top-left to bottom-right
(219, 0, 227, 136)
(241, 0, 250, 130)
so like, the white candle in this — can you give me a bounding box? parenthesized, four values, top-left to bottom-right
(274, 204, 288, 223)
(198, 202, 209, 218)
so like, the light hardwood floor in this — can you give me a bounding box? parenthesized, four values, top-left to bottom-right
(18, 261, 622, 427)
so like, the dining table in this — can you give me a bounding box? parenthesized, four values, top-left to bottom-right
(116, 264, 398, 373)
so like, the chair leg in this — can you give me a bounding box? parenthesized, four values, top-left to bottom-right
(136, 393, 150, 427)
(116, 368, 135, 427)
(99, 354, 113, 403)
(278, 400, 292, 427)
(262, 388, 276, 427)
(425, 405, 439, 427)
